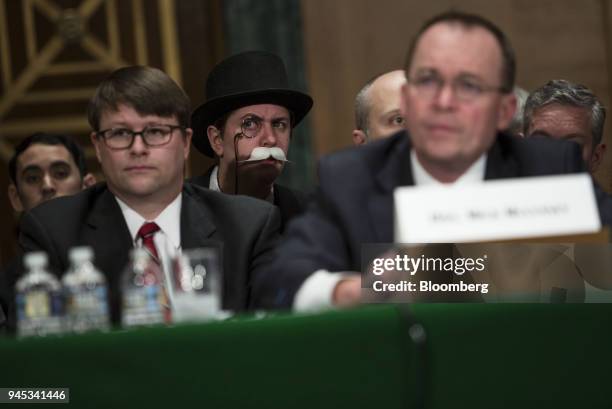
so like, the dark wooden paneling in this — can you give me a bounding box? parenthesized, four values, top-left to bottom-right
(176, 0, 223, 178)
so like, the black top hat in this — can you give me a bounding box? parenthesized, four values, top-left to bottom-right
(191, 51, 313, 157)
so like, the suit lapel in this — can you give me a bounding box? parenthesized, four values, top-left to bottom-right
(367, 135, 414, 242)
(365, 133, 517, 242)
(84, 187, 133, 324)
(180, 184, 217, 250)
(85, 187, 133, 278)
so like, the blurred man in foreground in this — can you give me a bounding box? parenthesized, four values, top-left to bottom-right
(252, 11, 610, 311)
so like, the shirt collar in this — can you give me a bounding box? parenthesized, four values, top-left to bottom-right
(209, 165, 275, 203)
(209, 165, 222, 192)
(410, 150, 487, 186)
(115, 193, 182, 249)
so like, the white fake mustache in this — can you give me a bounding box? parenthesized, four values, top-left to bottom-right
(237, 147, 289, 163)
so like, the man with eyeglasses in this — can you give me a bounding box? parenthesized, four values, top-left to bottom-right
(190, 51, 313, 233)
(11, 66, 280, 327)
(251, 11, 612, 311)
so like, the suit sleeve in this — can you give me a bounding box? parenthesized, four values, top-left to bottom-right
(246, 204, 280, 308)
(1, 212, 59, 335)
(250, 164, 354, 309)
(18, 211, 64, 275)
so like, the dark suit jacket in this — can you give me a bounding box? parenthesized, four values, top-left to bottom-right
(0, 259, 14, 327)
(9, 182, 280, 326)
(0, 284, 5, 328)
(252, 130, 612, 308)
(190, 167, 306, 233)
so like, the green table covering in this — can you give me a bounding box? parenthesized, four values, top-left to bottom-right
(0, 304, 610, 409)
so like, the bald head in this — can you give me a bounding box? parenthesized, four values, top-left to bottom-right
(353, 70, 406, 145)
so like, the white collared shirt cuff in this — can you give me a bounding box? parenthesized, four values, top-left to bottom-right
(293, 270, 346, 312)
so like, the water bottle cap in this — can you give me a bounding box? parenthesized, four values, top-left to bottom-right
(69, 246, 94, 263)
(23, 251, 48, 269)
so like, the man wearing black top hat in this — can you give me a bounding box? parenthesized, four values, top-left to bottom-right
(190, 51, 313, 233)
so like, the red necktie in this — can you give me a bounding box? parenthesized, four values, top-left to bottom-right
(137, 222, 172, 322)
(137, 222, 160, 264)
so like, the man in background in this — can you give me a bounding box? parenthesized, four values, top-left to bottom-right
(191, 51, 313, 232)
(8, 132, 96, 212)
(2, 133, 97, 323)
(523, 79, 606, 173)
(352, 70, 406, 145)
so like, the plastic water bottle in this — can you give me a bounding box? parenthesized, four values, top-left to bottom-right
(121, 248, 166, 328)
(62, 246, 110, 333)
(15, 252, 63, 337)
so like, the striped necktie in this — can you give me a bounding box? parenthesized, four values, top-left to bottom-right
(137, 222, 172, 322)
(137, 222, 160, 265)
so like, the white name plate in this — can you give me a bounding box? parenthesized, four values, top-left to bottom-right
(394, 174, 601, 243)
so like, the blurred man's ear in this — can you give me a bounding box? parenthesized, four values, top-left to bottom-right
(590, 143, 607, 173)
(352, 129, 367, 146)
(497, 93, 517, 131)
(82, 173, 97, 189)
(90, 132, 103, 163)
(8, 184, 24, 212)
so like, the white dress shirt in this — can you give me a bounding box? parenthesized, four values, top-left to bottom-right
(410, 150, 486, 186)
(293, 151, 487, 312)
(115, 194, 182, 304)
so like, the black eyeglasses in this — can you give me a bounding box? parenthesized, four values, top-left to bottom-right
(407, 72, 506, 102)
(96, 125, 184, 149)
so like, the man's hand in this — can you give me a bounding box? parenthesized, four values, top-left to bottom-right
(332, 276, 361, 307)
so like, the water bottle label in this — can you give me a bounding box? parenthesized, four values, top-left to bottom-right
(16, 290, 63, 337)
(64, 286, 110, 332)
(122, 286, 164, 327)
